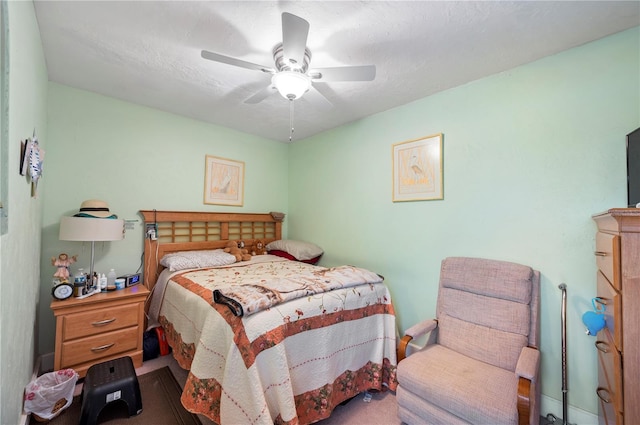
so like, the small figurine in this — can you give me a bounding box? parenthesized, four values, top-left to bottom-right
(51, 253, 77, 283)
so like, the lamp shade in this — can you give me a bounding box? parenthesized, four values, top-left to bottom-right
(59, 216, 124, 242)
(272, 71, 311, 100)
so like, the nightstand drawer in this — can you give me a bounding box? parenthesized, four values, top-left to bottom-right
(60, 326, 139, 368)
(62, 303, 139, 341)
(51, 285, 149, 378)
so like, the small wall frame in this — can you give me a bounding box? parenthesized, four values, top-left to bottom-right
(204, 155, 245, 206)
(392, 133, 443, 202)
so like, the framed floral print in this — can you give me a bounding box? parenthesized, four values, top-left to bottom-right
(204, 155, 245, 206)
(392, 133, 443, 202)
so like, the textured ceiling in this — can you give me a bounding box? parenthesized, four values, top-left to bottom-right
(34, 1, 640, 142)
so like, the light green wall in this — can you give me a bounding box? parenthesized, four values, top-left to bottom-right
(288, 27, 639, 415)
(0, 1, 48, 424)
(33, 23, 639, 420)
(38, 84, 289, 358)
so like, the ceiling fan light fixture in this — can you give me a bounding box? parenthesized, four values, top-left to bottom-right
(272, 71, 311, 100)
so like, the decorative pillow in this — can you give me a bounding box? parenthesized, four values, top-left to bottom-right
(268, 250, 322, 265)
(266, 239, 324, 261)
(160, 249, 237, 271)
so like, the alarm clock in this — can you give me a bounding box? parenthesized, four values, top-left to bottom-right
(118, 273, 141, 287)
(52, 283, 74, 300)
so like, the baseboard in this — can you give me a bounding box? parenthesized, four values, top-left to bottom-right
(39, 352, 54, 374)
(541, 394, 598, 425)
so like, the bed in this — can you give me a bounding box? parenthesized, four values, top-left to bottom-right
(140, 210, 397, 425)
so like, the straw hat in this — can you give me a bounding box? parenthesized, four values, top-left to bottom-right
(73, 199, 118, 219)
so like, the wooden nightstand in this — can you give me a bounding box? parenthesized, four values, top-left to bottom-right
(50, 285, 149, 378)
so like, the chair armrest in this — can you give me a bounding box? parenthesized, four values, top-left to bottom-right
(397, 319, 438, 362)
(515, 346, 540, 382)
(516, 346, 539, 425)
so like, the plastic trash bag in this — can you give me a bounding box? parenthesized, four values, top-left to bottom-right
(24, 369, 78, 421)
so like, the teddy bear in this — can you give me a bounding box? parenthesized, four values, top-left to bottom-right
(250, 239, 267, 256)
(224, 240, 252, 262)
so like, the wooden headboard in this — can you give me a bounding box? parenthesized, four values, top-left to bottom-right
(139, 210, 284, 291)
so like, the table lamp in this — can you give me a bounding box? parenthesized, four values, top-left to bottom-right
(59, 216, 124, 288)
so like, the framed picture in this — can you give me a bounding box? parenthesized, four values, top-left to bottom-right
(392, 133, 443, 202)
(204, 155, 245, 206)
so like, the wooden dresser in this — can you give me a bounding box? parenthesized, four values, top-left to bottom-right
(592, 209, 640, 425)
(50, 285, 149, 378)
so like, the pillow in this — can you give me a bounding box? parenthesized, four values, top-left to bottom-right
(160, 249, 237, 271)
(266, 239, 324, 261)
(268, 250, 322, 265)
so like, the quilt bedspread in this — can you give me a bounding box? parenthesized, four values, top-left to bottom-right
(212, 261, 384, 317)
(156, 258, 397, 425)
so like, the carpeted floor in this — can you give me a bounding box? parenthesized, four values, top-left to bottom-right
(33, 355, 552, 425)
(29, 366, 200, 425)
(316, 389, 401, 425)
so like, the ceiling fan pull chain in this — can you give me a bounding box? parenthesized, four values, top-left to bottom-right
(289, 99, 295, 142)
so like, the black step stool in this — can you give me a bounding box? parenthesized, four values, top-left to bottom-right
(79, 356, 143, 425)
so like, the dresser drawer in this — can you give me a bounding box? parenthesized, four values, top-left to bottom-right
(62, 303, 139, 341)
(598, 388, 624, 425)
(60, 326, 139, 368)
(597, 271, 622, 351)
(596, 330, 623, 415)
(597, 384, 616, 425)
(595, 232, 621, 291)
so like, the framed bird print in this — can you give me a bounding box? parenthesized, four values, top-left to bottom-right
(392, 133, 443, 202)
(204, 155, 245, 206)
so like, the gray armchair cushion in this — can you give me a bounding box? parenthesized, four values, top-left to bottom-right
(439, 257, 534, 304)
(438, 314, 528, 371)
(436, 257, 537, 371)
(439, 287, 531, 335)
(398, 344, 519, 424)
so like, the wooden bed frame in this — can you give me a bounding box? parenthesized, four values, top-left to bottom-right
(139, 210, 284, 291)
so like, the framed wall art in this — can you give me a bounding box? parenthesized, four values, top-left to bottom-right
(204, 155, 245, 206)
(392, 133, 443, 202)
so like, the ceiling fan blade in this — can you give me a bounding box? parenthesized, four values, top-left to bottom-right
(281, 13, 309, 67)
(304, 85, 333, 110)
(244, 85, 277, 104)
(201, 50, 274, 73)
(310, 65, 376, 82)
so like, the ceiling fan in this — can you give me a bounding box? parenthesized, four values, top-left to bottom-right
(200, 12, 376, 114)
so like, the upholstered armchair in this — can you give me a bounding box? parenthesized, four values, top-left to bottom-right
(396, 257, 540, 425)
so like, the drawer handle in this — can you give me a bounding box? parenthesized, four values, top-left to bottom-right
(90, 343, 114, 352)
(91, 318, 116, 327)
(594, 297, 608, 307)
(594, 251, 608, 257)
(595, 340, 609, 353)
(596, 387, 612, 404)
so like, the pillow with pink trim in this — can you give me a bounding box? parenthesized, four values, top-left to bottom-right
(266, 240, 323, 265)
